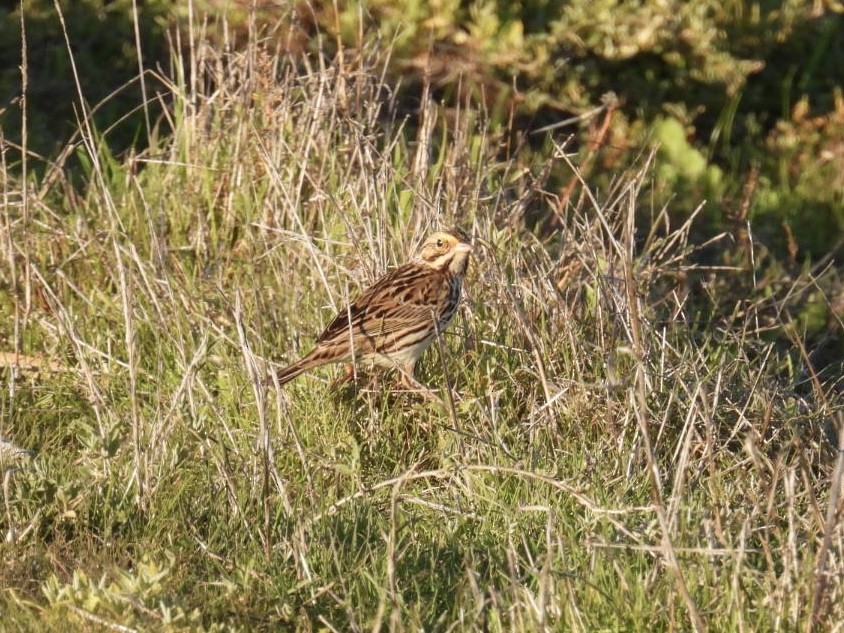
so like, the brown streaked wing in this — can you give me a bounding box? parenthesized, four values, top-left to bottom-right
(316, 265, 449, 349)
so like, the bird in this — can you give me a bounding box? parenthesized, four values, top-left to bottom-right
(272, 228, 474, 387)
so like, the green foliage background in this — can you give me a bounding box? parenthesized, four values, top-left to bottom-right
(0, 0, 171, 161)
(3, 0, 844, 257)
(340, 0, 844, 258)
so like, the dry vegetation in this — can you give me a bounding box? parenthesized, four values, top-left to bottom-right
(1, 13, 843, 633)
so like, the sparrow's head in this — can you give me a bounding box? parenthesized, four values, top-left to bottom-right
(416, 228, 474, 276)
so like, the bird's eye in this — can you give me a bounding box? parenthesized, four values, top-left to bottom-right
(436, 239, 444, 248)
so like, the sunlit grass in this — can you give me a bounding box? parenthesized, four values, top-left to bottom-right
(1, 16, 842, 633)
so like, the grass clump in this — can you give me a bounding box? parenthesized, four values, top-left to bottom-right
(1, 15, 843, 633)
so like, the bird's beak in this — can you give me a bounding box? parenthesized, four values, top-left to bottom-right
(455, 242, 474, 254)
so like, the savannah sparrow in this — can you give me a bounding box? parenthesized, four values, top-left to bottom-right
(274, 228, 473, 386)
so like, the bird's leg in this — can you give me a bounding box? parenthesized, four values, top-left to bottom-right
(397, 362, 446, 405)
(331, 363, 357, 388)
(343, 363, 356, 383)
(398, 362, 417, 390)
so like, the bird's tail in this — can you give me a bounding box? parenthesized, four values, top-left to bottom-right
(270, 351, 323, 386)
